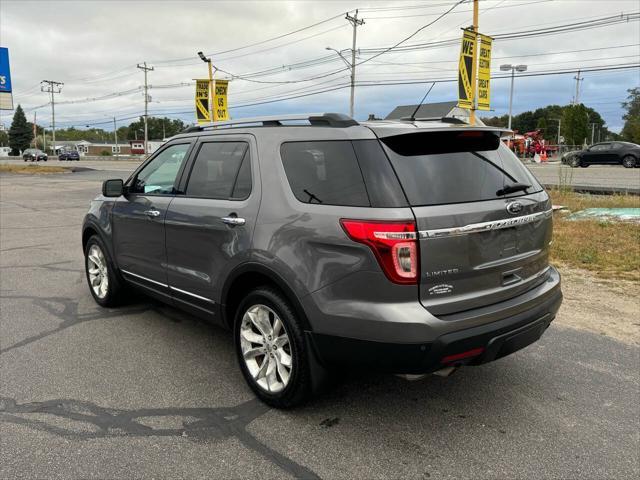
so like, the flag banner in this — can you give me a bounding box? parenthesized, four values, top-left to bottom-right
(457, 29, 476, 109)
(213, 80, 229, 122)
(195, 79, 211, 124)
(477, 34, 493, 110)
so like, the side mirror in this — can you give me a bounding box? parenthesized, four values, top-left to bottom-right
(102, 179, 124, 197)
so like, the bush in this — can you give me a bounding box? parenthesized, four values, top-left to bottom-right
(100, 150, 112, 156)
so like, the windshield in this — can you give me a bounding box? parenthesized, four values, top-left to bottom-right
(381, 131, 542, 206)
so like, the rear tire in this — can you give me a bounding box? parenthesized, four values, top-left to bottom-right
(234, 287, 312, 408)
(84, 234, 124, 307)
(622, 155, 636, 168)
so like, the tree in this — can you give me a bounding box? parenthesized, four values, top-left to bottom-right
(8, 105, 34, 155)
(562, 104, 590, 146)
(0, 129, 8, 147)
(125, 116, 186, 140)
(621, 87, 640, 143)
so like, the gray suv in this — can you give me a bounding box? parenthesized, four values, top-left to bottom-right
(82, 113, 562, 408)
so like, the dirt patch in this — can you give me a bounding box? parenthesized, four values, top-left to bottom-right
(0, 164, 70, 174)
(556, 266, 640, 345)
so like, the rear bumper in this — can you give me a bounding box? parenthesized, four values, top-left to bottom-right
(306, 270, 562, 374)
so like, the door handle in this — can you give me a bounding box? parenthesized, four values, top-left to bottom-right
(222, 216, 246, 226)
(144, 209, 161, 218)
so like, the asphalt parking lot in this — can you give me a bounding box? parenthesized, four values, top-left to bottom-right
(1, 169, 639, 479)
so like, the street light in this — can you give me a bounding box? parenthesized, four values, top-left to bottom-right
(326, 46, 356, 118)
(500, 64, 527, 130)
(197, 51, 215, 122)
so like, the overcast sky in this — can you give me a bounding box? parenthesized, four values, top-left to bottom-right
(1, 0, 639, 133)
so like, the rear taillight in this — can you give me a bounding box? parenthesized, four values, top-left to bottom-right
(340, 219, 419, 285)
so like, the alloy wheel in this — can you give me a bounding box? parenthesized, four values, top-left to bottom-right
(239, 304, 292, 393)
(87, 244, 109, 299)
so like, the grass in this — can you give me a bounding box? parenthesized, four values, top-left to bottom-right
(548, 190, 640, 281)
(0, 164, 70, 174)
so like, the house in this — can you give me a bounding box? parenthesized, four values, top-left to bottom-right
(129, 140, 166, 155)
(385, 101, 477, 122)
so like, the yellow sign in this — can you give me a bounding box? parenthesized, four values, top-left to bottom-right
(213, 80, 229, 121)
(457, 29, 476, 109)
(477, 34, 493, 110)
(195, 79, 211, 124)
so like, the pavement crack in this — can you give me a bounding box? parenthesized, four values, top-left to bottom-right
(0, 396, 320, 479)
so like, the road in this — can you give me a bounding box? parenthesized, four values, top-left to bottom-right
(3, 157, 639, 192)
(1, 170, 639, 479)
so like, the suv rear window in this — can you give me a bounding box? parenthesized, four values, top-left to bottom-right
(280, 141, 370, 206)
(381, 131, 542, 206)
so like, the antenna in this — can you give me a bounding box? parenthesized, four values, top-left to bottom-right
(408, 82, 436, 121)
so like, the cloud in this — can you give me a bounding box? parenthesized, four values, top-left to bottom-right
(1, 0, 638, 132)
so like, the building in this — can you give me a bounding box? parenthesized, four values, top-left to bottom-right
(52, 140, 132, 156)
(129, 140, 166, 155)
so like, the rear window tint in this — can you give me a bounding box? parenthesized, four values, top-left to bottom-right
(186, 142, 248, 199)
(280, 141, 370, 206)
(382, 131, 542, 206)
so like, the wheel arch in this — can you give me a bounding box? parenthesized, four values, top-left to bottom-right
(221, 263, 312, 332)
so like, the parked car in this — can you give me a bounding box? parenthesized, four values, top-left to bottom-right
(58, 150, 80, 161)
(23, 149, 48, 162)
(562, 141, 640, 168)
(82, 113, 562, 408)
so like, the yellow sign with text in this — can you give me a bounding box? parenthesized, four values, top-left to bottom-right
(457, 29, 476, 109)
(477, 34, 493, 110)
(213, 80, 229, 121)
(195, 79, 211, 124)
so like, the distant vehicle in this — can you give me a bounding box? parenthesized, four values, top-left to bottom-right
(59, 150, 80, 161)
(23, 149, 48, 162)
(562, 141, 640, 168)
(0, 146, 11, 157)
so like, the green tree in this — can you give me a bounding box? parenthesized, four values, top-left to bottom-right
(8, 105, 34, 155)
(125, 116, 186, 140)
(562, 104, 590, 146)
(621, 87, 640, 143)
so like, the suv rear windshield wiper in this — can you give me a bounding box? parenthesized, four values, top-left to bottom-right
(496, 182, 531, 196)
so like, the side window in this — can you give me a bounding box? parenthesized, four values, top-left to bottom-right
(280, 141, 370, 206)
(610, 143, 622, 150)
(130, 143, 190, 195)
(186, 141, 249, 199)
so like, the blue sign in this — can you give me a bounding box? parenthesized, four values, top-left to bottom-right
(0, 48, 12, 92)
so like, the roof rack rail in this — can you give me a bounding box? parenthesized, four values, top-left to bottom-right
(399, 116, 468, 125)
(182, 113, 358, 133)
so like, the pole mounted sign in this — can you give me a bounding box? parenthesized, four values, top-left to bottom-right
(0, 47, 13, 110)
(457, 29, 476, 109)
(195, 79, 211, 124)
(477, 34, 493, 110)
(213, 80, 229, 122)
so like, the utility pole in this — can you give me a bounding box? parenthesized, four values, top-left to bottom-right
(40, 80, 63, 155)
(469, 0, 479, 125)
(590, 122, 596, 145)
(345, 10, 364, 118)
(33, 112, 37, 147)
(572, 70, 583, 105)
(113, 116, 118, 155)
(137, 62, 154, 156)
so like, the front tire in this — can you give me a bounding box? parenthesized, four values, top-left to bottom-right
(234, 287, 312, 408)
(84, 235, 124, 307)
(622, 155, 636, 168)
(569, 156, 581, 168)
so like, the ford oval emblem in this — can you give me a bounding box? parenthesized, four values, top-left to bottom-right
(506, 201, 523, 215)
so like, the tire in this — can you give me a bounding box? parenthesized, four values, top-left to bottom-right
(622, 155, 636, 168)
(234, 286, 312, 408)
(84, 234, 124, 307)
(569, 156, 581, 168)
